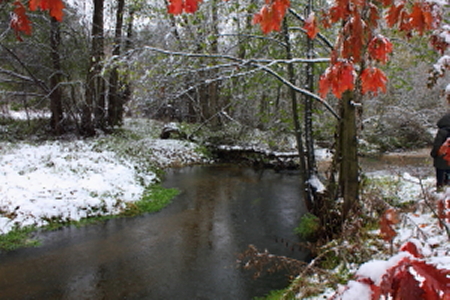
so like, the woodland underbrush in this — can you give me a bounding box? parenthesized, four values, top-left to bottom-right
(245, 173, 449, 300)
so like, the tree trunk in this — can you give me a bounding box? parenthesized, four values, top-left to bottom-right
(107, 0, 125, 127)
(83, 0, 105, 135)
(304, 0, 317, 189)
(282, 20, 309, 209)
(338, 90, 359, 220)
(49, 17, 63, 135)
(198, 0, 221, 127)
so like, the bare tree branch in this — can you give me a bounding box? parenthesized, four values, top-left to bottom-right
(135, 46, 338, 119)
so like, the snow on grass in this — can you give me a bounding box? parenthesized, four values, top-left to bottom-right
(305, 171, 450, 299)
(0, 132, 208, 234)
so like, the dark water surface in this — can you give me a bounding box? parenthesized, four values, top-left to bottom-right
(0, 165, 308, 300)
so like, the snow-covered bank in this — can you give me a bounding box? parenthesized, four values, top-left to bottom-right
(303, 172, 450, 300)
(0, 136, 208, 234)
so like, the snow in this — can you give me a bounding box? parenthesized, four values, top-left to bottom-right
(309, 174, 326, 193)
(0, 131, 208, 234)
(307, 170, 450, 299)
(338, 281, 372, 300)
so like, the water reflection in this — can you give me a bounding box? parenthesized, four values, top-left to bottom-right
(0, 165, 308, 299)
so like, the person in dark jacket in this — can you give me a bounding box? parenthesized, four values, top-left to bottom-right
(431, 112, 450, 190)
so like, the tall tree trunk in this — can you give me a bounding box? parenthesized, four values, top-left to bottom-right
(198, 0, 221, 127)
(282, 20, 309, 209)
(338, 90, 359, 220)
(49, 17, 63, 135)
(83, 0, 105, 135)
(107, 0, 125, 127)
(304, 0, 317, 186)
(121, 8, 135, 112)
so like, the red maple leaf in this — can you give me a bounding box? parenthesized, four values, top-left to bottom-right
(167, 0, 202, 15)
(368, 35, 393, 64)
(319, 60, 354, 99)
(29, 0, 65, 21)
(303, 12, 319, 39)
(411, 260, 450, 296)
(399, 241, 422, 258)
(10, 1, 32, 41)
(342, 11, 364, 62)
(252, 0, 290, 34)
(385, 2, 405, 28)
(360, 67, 388, 96)
(409, 2, 435, 35)
(379, 208, 398, 242)
(391, 269, 424, 300)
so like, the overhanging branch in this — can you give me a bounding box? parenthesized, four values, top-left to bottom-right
(138, 46, 338, 119)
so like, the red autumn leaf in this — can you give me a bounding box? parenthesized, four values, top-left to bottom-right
(167, 0, 202, 15)
(303, 12, 319, 39)
(368, 35, 393, 64)
(10, 1, 32, 41)
(184, 0, 201, 13)
(438, 138, 450, 166)
(326, 5, 348, 25)
(360, 67, 387, 96)
(385, 2, 405, 28)
(399, 241, 422, 258)
(252, 0, 290, 34)
(168, 0, 183, 14)
(367, 3, 380, 28)
(430, 28, 450, 54)
(411, 260, 450, 295)
(29, 0, 65, 21)
(409, 2, 434, 35)
(319, 60, 354, 99)
(342, 11, 364, 62)
(392, 269, 424, 300)
(379, 208, 398, 242)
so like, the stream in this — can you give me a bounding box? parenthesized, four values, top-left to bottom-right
(0, 165, 309, 300)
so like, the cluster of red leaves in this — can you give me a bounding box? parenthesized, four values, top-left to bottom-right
(10, 1, 32, 40)
(332, 241, 450, 299)
(252, 0, 290, 34)
(360, 67, 388, 96)
(318, 0, 441, 99)
(318, 60, 355, 99)
(437, 198, 450, 228)
(166, 0, 446, 100)
(9, 0, 64, 40)
(365, 243, 450, 299)
(438, 138, 450, 165)
(379, 208, 399, 243)
(303, 12, 319, 40)
(167, 0, 203, 15)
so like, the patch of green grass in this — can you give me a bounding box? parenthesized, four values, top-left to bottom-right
(122, 184, 180, 216)
(254, 288, 293, 300)
(294, 213, 321, 241)
(0, 226, 40, 252)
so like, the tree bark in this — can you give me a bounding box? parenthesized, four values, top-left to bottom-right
(282, 20, 309, 209)
(83, 0, 105, 135)
(49, 17, 63, 135)
(338, 90, 359, 220)
(107, 0, 125, 127)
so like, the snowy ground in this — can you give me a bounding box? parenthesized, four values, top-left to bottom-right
(308, 173, 450, 299)
(0, 126, 209, 234)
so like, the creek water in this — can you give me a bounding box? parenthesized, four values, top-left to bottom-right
(0, 165, 309, 300)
